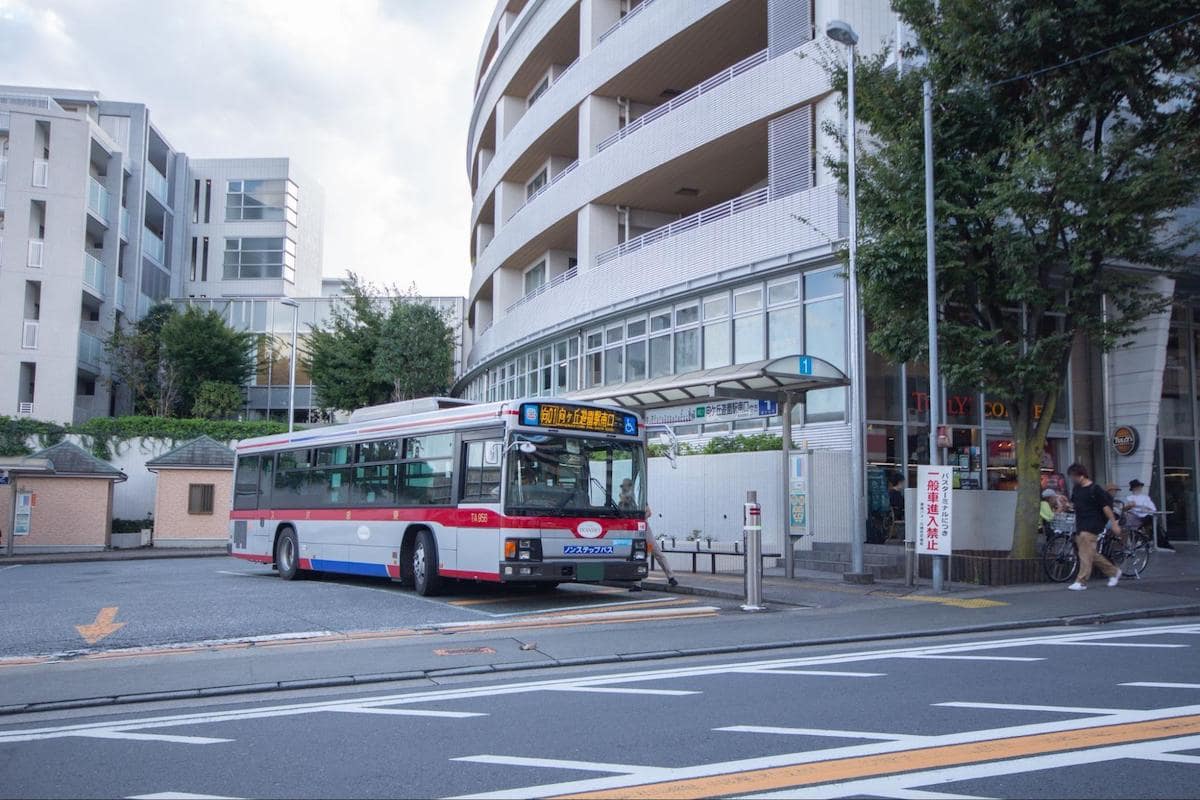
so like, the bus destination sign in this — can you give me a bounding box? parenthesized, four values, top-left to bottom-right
(520, 403, 639, 436)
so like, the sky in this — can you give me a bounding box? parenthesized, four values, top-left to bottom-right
(0, 0, 494, 296)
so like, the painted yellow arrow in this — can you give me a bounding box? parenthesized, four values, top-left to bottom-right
(75, 606, 126, 645)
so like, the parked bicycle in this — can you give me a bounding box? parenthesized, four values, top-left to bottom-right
(1041, 511, 1153, 583)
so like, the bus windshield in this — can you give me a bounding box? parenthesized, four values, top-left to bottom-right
(505, 433, 647, 518)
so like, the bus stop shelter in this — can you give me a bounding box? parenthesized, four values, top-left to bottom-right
(567, 355, 850, 578)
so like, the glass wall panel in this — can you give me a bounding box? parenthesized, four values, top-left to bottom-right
(768, 306, 801, 358)
(733, 314, 764, 363)
(1162, 324, 1193, 437)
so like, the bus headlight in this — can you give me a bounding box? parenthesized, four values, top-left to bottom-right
(506, 538, 542, 562)
(633, 539, 647, 560)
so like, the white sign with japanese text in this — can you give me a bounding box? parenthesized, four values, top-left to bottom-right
(916, 465, 953, 555)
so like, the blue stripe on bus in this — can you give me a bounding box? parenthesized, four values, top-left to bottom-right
(309, 559, 391, 578)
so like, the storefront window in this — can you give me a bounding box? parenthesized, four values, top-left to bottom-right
(945, 428, 983, 489)
(1162, 324, 1193, 437)
(1159, 439, 1196, 540)
(804, 295, 845, 423)
(906, 362, 931, 425)
(986, 436, 1069, 492)
(865, 327, 901, 422)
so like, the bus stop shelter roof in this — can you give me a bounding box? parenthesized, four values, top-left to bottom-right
(565, 355, 849, 410)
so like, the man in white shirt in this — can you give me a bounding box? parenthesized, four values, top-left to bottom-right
(1123, 478, 1157, 532)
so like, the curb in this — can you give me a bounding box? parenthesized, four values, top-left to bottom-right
(639, 579, 813, 607)
(0, 550, 228, 566)
(2, 602, 1197, 718)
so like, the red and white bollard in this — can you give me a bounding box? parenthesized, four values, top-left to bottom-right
(742, 490, 765, 612)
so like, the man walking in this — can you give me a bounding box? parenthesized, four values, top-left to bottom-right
(1066, 463, 1121, 591)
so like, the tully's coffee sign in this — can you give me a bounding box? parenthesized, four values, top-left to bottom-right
(1112, 426, 1140, 456)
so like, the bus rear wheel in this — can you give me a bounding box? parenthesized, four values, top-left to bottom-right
(275, 527, 302, 581)
(412, 530, 443, 597)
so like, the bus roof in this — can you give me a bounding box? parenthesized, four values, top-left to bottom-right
(233, 398, 642, 454)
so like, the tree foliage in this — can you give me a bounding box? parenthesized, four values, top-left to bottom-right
(191, 381, 245, 420)
(836, 0, 1200, 556)
(105, 302, 179, 417)
(307, 273, 457, 412)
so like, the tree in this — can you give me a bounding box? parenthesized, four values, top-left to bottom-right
(191, 381, 245, 420)
(105, 302, 180, 417)
(307, 273, 457, 412)
(160, 306, 258, 416)
(835, 1, 1200, 557)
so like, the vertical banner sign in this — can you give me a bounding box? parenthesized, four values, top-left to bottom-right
(788, 452, 808, 536)
(916, 465, 953, 555)
(14, 491, 33, 537)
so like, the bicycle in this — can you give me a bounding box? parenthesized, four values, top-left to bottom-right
(1041, 512, 1153, 583)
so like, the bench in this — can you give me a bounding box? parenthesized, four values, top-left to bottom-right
(651, 537, 782, 574)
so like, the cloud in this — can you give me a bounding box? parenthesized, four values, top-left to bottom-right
(0, 0, 493, 296)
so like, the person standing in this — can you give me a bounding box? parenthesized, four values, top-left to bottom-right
(642, 503, 678, 588)
(1066, 463, 1121, 591)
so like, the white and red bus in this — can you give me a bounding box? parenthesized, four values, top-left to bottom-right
(228, 397, 650, 595)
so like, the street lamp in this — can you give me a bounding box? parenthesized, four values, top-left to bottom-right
(826, 19, 869, 581)
(280, 298, 300, 433)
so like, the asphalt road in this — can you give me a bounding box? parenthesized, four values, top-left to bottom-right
(0, 557, 731, 658)
(1, 620, 1198, 799)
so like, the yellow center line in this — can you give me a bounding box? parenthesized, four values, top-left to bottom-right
(556, 713, 1200, 799)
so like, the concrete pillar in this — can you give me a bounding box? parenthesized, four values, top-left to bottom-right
(578, 94, 620, 158)
(495, 95, 525, 142)
(477, 147, 494, 182)
(474, 223, 494, 261)
(493, 266, 524, 317)
(475, 297, 494, 333)
(577, 203, 620, 270)
(494, 180, 524, 229)
(579, 0, 621, 56)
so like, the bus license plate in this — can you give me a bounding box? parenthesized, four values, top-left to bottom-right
(563, 545, 614, 555)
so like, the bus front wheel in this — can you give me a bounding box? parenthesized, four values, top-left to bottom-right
(412, 530, 443, 597)
(275, 527, 302, 581)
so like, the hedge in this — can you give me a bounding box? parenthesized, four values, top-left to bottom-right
(0, 415, 288, 460)
(648, 434, 783, 459)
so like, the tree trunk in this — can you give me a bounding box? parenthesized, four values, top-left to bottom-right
(1009, 391, 1058, 559)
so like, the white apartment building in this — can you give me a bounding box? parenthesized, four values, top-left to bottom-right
(0, 87, 330, 425)
(456, 0, 1200, 547)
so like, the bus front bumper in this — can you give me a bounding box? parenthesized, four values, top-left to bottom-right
(500, 560, 649, 583)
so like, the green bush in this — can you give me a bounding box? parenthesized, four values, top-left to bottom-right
(112, 518, 153, 533)
(1, 415, 287, 460)
(648, 434, 781, 459)
(0, 417, 68, 457)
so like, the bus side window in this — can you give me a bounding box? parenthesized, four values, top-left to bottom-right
(461, 441, 501, 501)
(234, 456, 261, 510)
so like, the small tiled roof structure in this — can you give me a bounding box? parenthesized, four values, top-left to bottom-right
(146, 436, 235, 471)
(30, 441, 126, 481)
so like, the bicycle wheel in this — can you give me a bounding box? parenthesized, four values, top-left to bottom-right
(1042, 533, 1078, 583)
(1119, 534, 1153, 578)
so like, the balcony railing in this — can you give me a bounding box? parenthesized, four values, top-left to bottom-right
(506, 266, 578, 313)
(83, 252, 106, 297)
(87, 176, 111, 223)
(78, 331, 105, 368)
(0, 155, 7, 182)
(119, 207, 130, 240)
(505, 159, 579, 222)
(596, 0, 658, 44)
(142, 228, 165, 263)
(21, 320, 39, 349)
(32, 158, 48, 188)
(596, 48, 769, 154)
(596, 186, 772, 266)
(0, 184, 5, 212)
(145, 164, 169, 203)
(115, 277, 127, 312)
(17, 402, 34, 417)
(27, 239, 44, 268)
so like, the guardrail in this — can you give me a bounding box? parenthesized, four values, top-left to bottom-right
(87, 176, 110, 223)
(83, 252, 106, 297)
(505, 159, 579, 222)
(142, 228, 165, 263)
(119, 207, 130, 240)
(505, 266, 578, 313)
(0, 155, 7, 182)
(596, 48, 769, 153)
(596, 186, 772, 266)
(21, 320, 39, 349)
(32, 158, 48, 188)
(596, 0, 658, 44)
(145, 164, 169, 203)
(115, 277, 126, 312)
(27, 239, 44, 268)
(78, 331, 105, 368)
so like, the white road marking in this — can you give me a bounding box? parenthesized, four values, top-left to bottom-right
(128, 793, 241, 800)
(1122, 682, 1200, 690)
(3, 623, 1197, 747)
(479, 596, 691, 619)
(740, 735, 1200, 799)
(80, 731, 232, 744)
(452, 754, 671, 776)
(0, 564, 21, 572)
(326, 705, 486, 718)
(450, 709, 1200, 799)
(934, 701, 1127, 715)
(1137, 752, 1200, 764)
(1045, 641, 1188, 648)
(424, 605, 720, 631)
(898, 655, 1044, 662)
(736, 669, 886, 677)
(715, 725, 920, 742)
(866, 790, 995, 800)
(544, 686, 699, 696)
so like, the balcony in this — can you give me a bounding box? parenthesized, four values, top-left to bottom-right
(87, 176, 111, 223)
(596, 0, 659, 44)
(78, 330, 105, 370)
(115, 276, 127, 312)
(505, 159, 578, 223)
(506, 266, 577, 313)
(27, 239, 44, 268)
(0, 183, 5, 211)
(32, 158, 48, 188)
(0, 155, 7, 181)
(142, 228, 164, 264)
(83, 252, 107, 298)
(119, 207, 130, 241)
(145, 164, 169, 204)
(21, 320, 39, 349)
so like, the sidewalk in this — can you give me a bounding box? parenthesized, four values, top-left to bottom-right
(0, 547, 227, 566)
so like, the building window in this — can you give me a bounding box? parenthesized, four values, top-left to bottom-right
(188, 483, 215, 515)
(527, 74, 551, 107)
(803, 268, 847, 423)
(526, 168, 548, 200)
(523, 260, 547, 295)
(226, 179, 299, 224)
(223, 237, 296, 282)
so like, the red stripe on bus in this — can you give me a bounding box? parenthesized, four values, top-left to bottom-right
(231, 552, 274, 564)
(439, 568, 502, 582)
(228, 507, 643, 532)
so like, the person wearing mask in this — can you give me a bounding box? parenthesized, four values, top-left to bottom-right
(1066, 463, 1122, 591)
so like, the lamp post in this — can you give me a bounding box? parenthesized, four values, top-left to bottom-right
(827, 19, 868, 580)
(280, 298, 300, 433)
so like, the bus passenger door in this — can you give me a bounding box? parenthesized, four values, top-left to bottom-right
(456, 435, 505, 580)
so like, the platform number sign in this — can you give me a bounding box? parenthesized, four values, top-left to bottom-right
(916, 465, 953, 555)
(797, 355, 813, 376)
